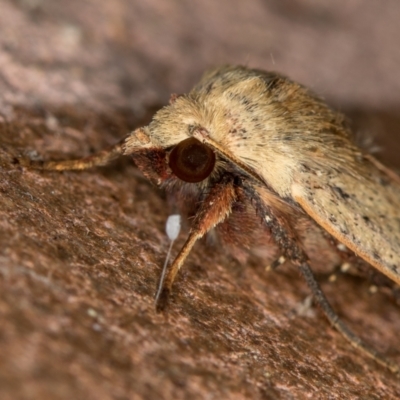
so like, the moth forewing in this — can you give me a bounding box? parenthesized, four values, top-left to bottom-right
(292, 165, 400, 286)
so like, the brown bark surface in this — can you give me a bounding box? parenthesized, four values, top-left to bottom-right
(1, 1, 400, 399)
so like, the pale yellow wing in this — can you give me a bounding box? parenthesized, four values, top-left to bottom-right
(292, 162, 400, 285)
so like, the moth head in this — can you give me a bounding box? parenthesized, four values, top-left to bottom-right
(123, 95, 222, 188)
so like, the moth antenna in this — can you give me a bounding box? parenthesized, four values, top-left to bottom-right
(19, 139, 126, 171)
(155, 177, 236, 312)
(155, 214, 181, 304)
(299, 262, 399, 374)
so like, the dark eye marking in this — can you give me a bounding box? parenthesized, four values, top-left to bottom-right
(168, 137, 216, 183)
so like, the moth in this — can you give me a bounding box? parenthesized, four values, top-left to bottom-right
(23, 66, 400, 372)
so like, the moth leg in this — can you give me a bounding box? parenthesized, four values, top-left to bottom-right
(267, 255, 286, 270)
(155, 176, 237, 312)
(364, 153, 400, 185)
(19, 139, 125, 171)
(299, 262, 399, 373)
(244, 182, 399, 373)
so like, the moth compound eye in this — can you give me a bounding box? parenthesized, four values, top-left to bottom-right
(168, 137, 216, 183)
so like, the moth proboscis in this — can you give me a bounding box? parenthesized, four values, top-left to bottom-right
(19, 66, 400, 373)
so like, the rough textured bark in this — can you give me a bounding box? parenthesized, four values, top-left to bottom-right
(1, 1, 400, 399)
